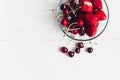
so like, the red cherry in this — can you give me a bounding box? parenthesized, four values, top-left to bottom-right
(77, 42, 84, 48)
(75, 48, 81, 53)
(72, 29, 79, 35)
(61, 18, 68, 26)
(87, 47, 93, 53)
(63, 9, 69, 15)
(77, 19, 84, 27)
(68, 51, 75, 57)
(61, 47, 68, 53)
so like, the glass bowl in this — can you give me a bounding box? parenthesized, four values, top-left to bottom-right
(56, 0, 109, 41)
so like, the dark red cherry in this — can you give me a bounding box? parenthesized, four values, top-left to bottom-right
(61, 47, 68, 53)
(87, 47, 93, 53)
(68, 51, 75, 57)
(75, 48, 80, 53)
(60, 4, 67, 10)
(77, 42, 84, 48)
(79, 27, 85, 36)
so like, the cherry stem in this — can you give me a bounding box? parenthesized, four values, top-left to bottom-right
(63, 22, 77, 37)
(67, 3, 81, 15)
(89, 41, 97, 48)
(89, 41, 93, 47)
(56, 13, 63, 19)
(65, 39, 73, 47)
(65, 4, 76, 16)
(68, 7, 79, 15)
(67, 22, 78, 32)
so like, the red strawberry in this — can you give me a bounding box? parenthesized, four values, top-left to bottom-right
(92, 0, 103, 10)
(94, 10, 107, 21)
(85, 13, 98, 26)
(61, 18, 68, 26)
(80, 1, 93, 13)
(86, 27, 97, 37)
(91, 21, 99, 29)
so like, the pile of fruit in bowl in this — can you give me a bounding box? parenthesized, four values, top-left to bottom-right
(56, 0, 109, 57)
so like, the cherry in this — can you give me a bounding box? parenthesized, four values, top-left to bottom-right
(77, 19, 84, 27)
(77, 42, 84, 48)
(61, 18, 68, 26)
(60, 4, 67, 10)
(64, 15, 72, 21)
(68, 51, 75, 57)
(58, 0, 107, 57)
(75, 48, 80, 53)
(61, 47, 68, 53)
(87, 47, 93, 53)
(69, 13, 78, 23)
(63, 9, 69, 15)
(72, 29, 79, 35)
(75, 9, 81, 16)
(79, 27, 85, 36)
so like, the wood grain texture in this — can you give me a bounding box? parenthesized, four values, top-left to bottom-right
(0, 0, 119, 80)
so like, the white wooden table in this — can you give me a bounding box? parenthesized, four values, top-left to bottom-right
(0, 0, 119, 80)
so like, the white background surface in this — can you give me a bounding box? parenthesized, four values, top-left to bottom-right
(0, 0, 120, 80)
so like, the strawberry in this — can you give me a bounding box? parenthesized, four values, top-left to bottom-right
(94, 10, 107, 21)
(80, 1, 93, 13)
(92, 0, 103, 10)
(85, 13, 98, 26)
(86, 27, 97, 37)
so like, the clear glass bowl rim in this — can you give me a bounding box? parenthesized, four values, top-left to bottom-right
(56, 0, 109, 41)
